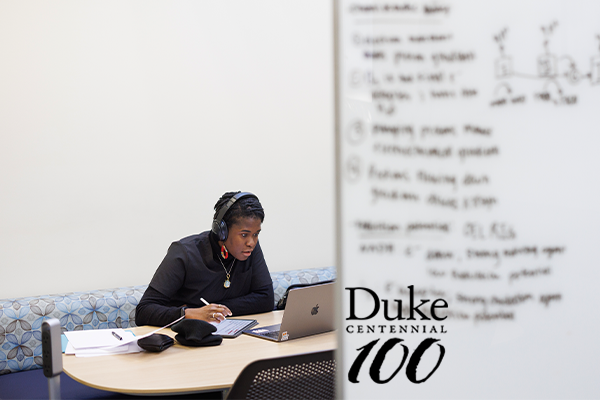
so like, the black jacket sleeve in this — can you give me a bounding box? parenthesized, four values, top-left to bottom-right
(220, 283, 274, 316)
(135, 285, 182, 327)
(135, 242, 187, 327)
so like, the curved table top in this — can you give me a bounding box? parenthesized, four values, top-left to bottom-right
(62, 310, 337, 395)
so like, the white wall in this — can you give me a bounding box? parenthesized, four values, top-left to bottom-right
(0, 1, 335, 298)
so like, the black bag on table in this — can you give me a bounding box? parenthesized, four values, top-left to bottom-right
(137, 333, 175, 352)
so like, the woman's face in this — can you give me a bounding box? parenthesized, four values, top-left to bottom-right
(222, 217, 262, 261)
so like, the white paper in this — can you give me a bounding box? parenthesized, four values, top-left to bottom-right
(63, 316, 184, 357)
(64, 329, 135, 350)
(66, 341, 143, 357)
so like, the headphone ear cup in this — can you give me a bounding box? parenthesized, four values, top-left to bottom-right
(219, 220, 228, 242)
(211, 220, 221, 239)
(212, 192, 256, 241)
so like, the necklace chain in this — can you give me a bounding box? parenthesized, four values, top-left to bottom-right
(219, 257, 236, 288)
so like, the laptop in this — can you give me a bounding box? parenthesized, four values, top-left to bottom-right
(244, 281, 335, 342)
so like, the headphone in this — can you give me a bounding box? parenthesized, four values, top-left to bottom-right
(211, 192, 258, 242)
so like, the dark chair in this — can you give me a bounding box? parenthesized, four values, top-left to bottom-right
(225, 350, 336, 400)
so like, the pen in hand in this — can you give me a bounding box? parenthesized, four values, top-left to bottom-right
(200, 297, 229, 321)
(112, 331, 123, 341)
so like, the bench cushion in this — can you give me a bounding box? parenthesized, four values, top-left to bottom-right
(0, 266, 336, 375)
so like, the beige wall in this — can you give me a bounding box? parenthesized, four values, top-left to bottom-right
(0, 1, 334, 298)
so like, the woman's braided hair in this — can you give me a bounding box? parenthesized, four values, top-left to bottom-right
(213, 191, 265, 228)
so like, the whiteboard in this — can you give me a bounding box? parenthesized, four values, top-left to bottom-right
(336, 1, 600, 398)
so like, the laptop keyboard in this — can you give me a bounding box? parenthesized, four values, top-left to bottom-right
(261, 330, 280, 339)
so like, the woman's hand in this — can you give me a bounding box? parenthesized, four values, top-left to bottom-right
(184, 304, 232, 323)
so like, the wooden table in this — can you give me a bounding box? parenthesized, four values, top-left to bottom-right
(62, 311, 337, 395)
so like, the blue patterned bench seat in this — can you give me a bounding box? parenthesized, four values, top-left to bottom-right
(0, 266, 335, 376)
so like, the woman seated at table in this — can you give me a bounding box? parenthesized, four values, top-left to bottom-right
(135, 191, 274, 327)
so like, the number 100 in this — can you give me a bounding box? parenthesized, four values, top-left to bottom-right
(348, 338, 445, 384)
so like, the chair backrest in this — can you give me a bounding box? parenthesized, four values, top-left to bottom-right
(225, 350, 336, 400)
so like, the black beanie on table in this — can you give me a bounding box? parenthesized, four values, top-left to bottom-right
(171, 319, 223, 347)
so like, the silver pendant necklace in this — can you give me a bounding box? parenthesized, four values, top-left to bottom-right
(219, 257, 236, 288)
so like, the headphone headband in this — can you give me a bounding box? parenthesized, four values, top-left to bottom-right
(211, 192, 258, 241)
